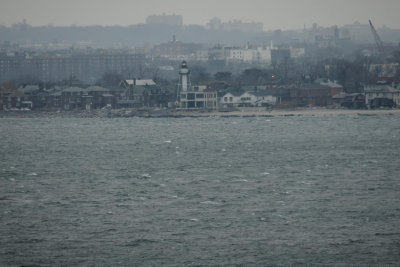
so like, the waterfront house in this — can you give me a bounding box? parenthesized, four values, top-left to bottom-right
(220, 91, 276, 108)
(332, 92, 366, 109)
(0, 88, 30, 110)
(86, 86, 115, 109)
(46, 91, 62, 110)
(118, 79, 170, 108)
(203, 88, 218, 110)
(252, 91, 278, 107)
(288, 83, 344, 107)
(364, 85, 400, 108)
(61, 87, 87, 110)
(219, 92, 241, 108)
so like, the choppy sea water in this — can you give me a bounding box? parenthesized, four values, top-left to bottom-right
(0, 115, 400, 266)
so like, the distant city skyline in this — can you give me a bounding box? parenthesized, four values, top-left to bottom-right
(1, 0, 400, 30)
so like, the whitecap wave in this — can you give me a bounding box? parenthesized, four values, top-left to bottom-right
(200, 200, 220, 205)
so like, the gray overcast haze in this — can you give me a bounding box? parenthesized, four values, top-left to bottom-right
(1, 0, 400, 30)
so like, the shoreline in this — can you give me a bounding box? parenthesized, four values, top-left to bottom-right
(1, 108, 400, 118)
(177, 108, 400, 117)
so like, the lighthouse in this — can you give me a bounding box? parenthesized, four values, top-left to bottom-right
(175, 60, 217, 110)
(176, 61, 191, 106)
(178, 60, 191, 93)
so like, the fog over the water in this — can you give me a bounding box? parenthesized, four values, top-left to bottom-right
(1, 0, 400, 30)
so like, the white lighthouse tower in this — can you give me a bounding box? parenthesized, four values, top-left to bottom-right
(177, 61, 191, 103)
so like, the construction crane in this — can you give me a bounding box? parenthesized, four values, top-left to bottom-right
(369, 19, 384, 56)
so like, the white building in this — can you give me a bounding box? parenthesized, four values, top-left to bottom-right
(220, 92, 241, 107)
(226, 48, 253, 63)
(223, 44, 305, 65)
(120, 79, 156, 87)
(220, 92, 277, 108)
(254, 47, 272, 64)
(252, 92, 278, 106)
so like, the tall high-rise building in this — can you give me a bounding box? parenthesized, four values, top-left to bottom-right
(0, 52, 145, 83)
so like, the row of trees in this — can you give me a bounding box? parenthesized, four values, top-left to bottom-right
(49, 46, 400, 93)
(185, 47, 400, 93)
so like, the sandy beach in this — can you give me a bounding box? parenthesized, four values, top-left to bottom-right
(1, 108, 400, 118)
(191, 108, 400, 117)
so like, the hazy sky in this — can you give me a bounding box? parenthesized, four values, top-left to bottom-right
(1, 0, 400, 30)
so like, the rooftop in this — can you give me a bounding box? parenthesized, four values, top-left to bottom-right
(364, 85, 399, 93)
(317, 79, 343, 88)
(62, 87, 87, 93)
(86, 86, 109, 92)
(124, 79, 156, 86)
